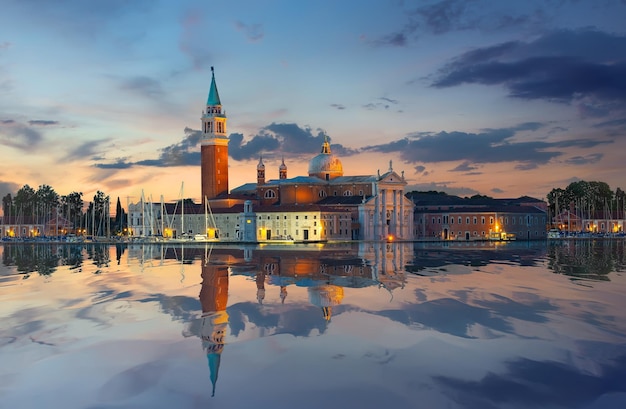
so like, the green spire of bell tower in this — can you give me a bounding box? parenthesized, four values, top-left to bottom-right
(206, 66, 221, 106)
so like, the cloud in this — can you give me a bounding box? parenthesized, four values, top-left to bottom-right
(362, 123, 612, 169)
(94, 123, 356, 169)
(374, 0, 547, 47)
(119, 76, 164, 99)
(491, 187, 504, 194)
(0, 120, 44, 150)
(7, 0, 153, 40)
(234, 21, 264, 42)
(405, 182, 480, 197)
(450, 161, 478, 172)
(28, 120, 59, 126)
(179, 9, 213, 70)
(330, 103, 346, 110)
(564, 153, 603, 165)
(414, 165, 426, 173)
(431, 29, 626, 110)
(65, 139, 110, 162)
(230, 123, 358, 161)
(363, 97, 399, 111)
(0, 42, 11, 50)
(0, 180, 21, 198)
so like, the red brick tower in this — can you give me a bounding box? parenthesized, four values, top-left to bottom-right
(201, 67, 229, 203)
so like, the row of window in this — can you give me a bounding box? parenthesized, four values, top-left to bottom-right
(263, 189, 366, 199)
(424, 216, 544, 225)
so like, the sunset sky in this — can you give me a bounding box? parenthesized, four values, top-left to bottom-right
(1, 0, 625, 208)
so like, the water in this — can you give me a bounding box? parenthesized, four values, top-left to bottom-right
(1, 240, 625, 409)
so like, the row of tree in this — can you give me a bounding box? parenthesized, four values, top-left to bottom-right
(1, 184, 127, 236)
(547, 181, 626, 220)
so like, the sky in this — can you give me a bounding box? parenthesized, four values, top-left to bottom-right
(1, 0, 625, 207)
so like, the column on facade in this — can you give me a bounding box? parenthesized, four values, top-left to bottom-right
(381, 189, 387, 239)
(373, 192, 380, 240)
(392, 189, 398, 237)
(399, 190, 405, 239)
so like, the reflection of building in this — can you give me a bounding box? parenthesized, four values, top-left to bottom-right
(199, 257, 230, 397)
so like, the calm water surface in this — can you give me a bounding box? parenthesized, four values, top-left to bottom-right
(1, 240, 625, 409)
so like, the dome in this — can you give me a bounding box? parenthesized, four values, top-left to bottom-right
(308, 136, 343, 180)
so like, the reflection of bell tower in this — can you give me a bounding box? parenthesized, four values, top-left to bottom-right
(199, 260, 230, 397)
(201, 67, 229, 203)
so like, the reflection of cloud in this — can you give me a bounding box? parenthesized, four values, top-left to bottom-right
(434, 355, 626, 408)
(227, 302, 328, 337)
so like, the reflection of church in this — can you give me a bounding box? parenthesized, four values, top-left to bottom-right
(129, 68, 414, 242)
(190, 241, 412, 396)
(199, 258, 229, 397)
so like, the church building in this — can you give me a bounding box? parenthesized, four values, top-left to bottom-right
(128, 68, 414, 242)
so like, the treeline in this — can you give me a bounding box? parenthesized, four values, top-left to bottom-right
(547, 181, 626, 218)
(1, 184, 127, 236)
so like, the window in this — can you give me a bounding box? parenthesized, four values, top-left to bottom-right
(296, 216, 299, 219)
(264, 190, 276, 199)
(466, 217, 470, 224)
(451, 218, 454, 224)
(359, 190, 363, 196)
(343, 190, 353, 196)
(481, 216, 485, 224)
(438, 217, 441, 224)
(458, 217, 462, 224)
(319, 190, 327, 198)
(473, 217, 477, 224)
(314, 229, 317, 235)
(305, 215, 308, 219)
(314, 221, 317, 226)
(490, 217, 494, 224)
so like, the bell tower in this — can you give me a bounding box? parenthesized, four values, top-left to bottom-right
(201, 67, 229, 203)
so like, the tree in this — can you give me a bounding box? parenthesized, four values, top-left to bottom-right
(92, 191, 110, 236)
(2, 193, 13, 218)
(14, 185, 36, 218)
(35, 184, 59, 223)
(61, 191, 83, 232)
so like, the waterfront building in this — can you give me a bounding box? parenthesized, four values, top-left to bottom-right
(410, 193, 548, 240)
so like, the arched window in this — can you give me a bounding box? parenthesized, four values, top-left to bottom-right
(264, 190, 276, 199)
(319, 190, 327, 198)
(343, 190, 353, 196)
